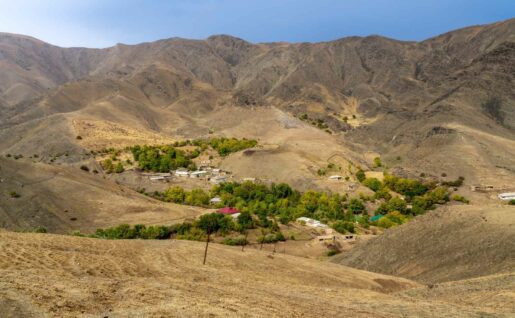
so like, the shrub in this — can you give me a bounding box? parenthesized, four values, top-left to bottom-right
(452, 194, 470, 204)
(33, 227, 47, 233)
(114, 162, 124, 173)
(257, 232, 286, 244)
(76, 135, 82, 140)
(356, 170, 366, 182)
(222, 236, 248, 246)
(9, 191, 20, 198)
(377, 217, 396, 228)
(508, 199, 515, 205)
(80, 165, 90, 172)
(101, 159, 114, 173)
(326, 249, 340, 256)
(373, 157, 382, 168)
(363, 178, 382, 192)
(442, 176, 465, 187)
(332, 220, 355, 234)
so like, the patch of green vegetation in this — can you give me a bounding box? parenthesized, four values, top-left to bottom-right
(93, 224, 171, 240)
(373, 157, 382, 168)
(332, 220, 355, 234)
(509, 199, 515, 205)
(222, 236, 248, 246)
(9, 191, 20, 198)
(326, 249, 340, 256)
(451, 194, 470, 204)
(130, 145, 196, 172)
(363, 178, 382, 192)
(383, 175, 430, 199)
(442, 176, 465, 187)
(356, 169, 366, 182)
(33, 227, 47, 233)
(257, 232, 286, 244)
(207, 137, 257, 156)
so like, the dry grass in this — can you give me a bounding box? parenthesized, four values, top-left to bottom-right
(1, 231, 511, 317)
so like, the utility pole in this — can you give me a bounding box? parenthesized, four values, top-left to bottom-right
(203, 232, 210, 265)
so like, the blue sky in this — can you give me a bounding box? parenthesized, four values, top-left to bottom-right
(1, 0, 513, 48)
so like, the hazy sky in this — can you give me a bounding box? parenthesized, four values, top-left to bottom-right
(1, 0, 513, 48)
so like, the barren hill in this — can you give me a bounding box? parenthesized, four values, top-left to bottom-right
(333, 204, 515, 283)
(1, 231, 513, 317)
(0, 156, 204, 233)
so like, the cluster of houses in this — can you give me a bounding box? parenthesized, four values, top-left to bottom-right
(143, 166, 229, 184)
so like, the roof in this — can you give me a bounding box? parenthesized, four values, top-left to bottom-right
(218, 207, 240, 214)
(190, 170, 208, 175)
(498, 192, 515, 200)
(370, 214, 384, 222)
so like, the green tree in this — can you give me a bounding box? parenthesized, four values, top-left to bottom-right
(363, 178, 382, 192)
(197, 213, 223, 265)
(348, 198, 365, 214)
(164, 186, 186, 203)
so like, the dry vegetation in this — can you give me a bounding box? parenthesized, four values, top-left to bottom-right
(1, 231, 513, 317)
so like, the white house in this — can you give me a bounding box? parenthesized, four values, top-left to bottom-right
(210, 197, 222, 204)
(190, 170, 208, 178)
(175, 169, 189, 177)
(498, 192, 515, 201)
(296, 217, 328, 229)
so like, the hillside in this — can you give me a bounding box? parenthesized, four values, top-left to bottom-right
(333, 204, 515, 283)
(0, 156, 205, 233)
(1, 231, 513, 317)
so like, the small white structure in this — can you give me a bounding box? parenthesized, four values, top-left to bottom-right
(498, 192, 515, 201)
(243, 177, 256, 182)
(149, 176, 166, 181)
(210, 197, 222, 204)
(297, 217, 328, 229)
(175, 169, 189, 177)
(328, 175, 343, 181)
(190, 170, 208, 178)
(230, 212, 241, 220)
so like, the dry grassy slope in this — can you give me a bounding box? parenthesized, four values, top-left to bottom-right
(0, 231, 512, 318)
(0, 157, 204, 233)
(333, 204, 515, 284)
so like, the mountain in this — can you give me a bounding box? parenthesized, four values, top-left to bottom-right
(0, 19, 513, 187)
